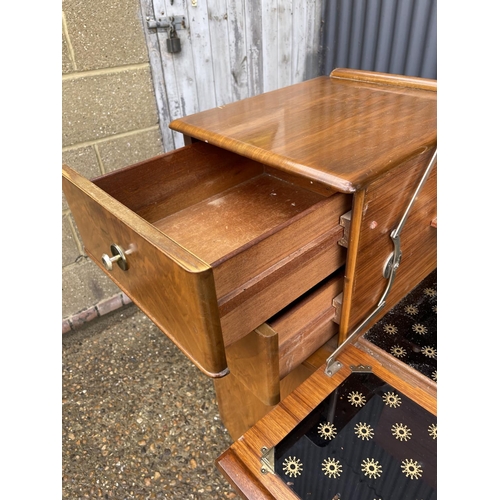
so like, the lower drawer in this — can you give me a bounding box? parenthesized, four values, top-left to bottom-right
(270, 272, 344, 379)
(63, 142, 350, 377)
(222, 271, 344, 409)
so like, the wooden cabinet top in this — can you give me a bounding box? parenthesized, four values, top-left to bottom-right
(170, 69, 436, 194)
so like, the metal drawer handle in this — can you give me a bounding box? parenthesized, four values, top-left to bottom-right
(102, 244, 130, 271)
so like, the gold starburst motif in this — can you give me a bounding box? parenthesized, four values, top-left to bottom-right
(318, 422, 337, 440)
(390, 345, 407, 358)
(412, 323, 427, 335)
(428, 423, 437, 440)
(322, 457, 342, 478)
(432, 305, 437, 313)
(432, 370, 437, 382)
(348, 391, 366, 407)
(283, 456, 303, 477)
(354, 422, 374, 440)
(361, 458, 382, 479)
(421, 346, 437, 358)
(404, 304, 419, 315)
(382, 392, 402, 408)
(423, 287, 437, 297)
(401, 458, 423, 479)
(383, 323, 398, 334)
(391, 423, 412, 441)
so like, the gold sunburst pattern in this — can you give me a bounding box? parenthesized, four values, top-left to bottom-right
(404, 304, 419, 315)
(428, 423, 437, 440)
(348, 391, 366, 407)
(322, 457, 342, 478)
(391, 423, 412, 441)
(363, 269, 436, 383)
(361, 458, 382, 479)
(283, 456, 303, 477)
(390, 345, 407, 358)
(318, 422, 337, 440)
(382, 392, 402, 408)
(401, 458, 423, 479)
(412, 323, 427, 335)
(383, 323, 398, 334)
(354, 422, 374, 440)
(421, 346, 437, 358)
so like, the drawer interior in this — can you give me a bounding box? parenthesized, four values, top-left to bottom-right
(93, 142, 333, 267)
(154, 173, 325, 266)
(82, 142, 350, 361)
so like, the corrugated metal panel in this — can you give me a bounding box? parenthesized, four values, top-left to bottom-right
(321, 0, 437, 79)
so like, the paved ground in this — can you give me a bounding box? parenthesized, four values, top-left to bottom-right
(62, 304, 238, 499)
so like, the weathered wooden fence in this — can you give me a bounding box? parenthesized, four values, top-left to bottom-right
(139, 0, 325, 150)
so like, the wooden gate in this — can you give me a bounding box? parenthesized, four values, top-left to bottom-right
(138, 0, 324, 151)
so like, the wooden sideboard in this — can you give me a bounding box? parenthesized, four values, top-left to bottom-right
(63, 68, 437, 497)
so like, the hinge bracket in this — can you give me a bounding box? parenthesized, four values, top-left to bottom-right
(260, 447, 275, 475)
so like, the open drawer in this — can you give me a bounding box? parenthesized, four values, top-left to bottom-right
(62, 142, 351, 377)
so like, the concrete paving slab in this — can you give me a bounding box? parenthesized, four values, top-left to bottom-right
(62, 304, 238, 499)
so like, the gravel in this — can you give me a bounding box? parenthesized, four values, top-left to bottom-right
(62, 304, 238, 499)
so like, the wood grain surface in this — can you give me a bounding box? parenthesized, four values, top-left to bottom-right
(339, 149, 437, 342)
(219, 226, 346, 346)
(224, 323, 280, 407)
(170, 70, 436, 193)
(93, 142, 263, 223)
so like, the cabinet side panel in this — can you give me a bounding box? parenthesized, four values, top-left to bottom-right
(340, 149, 437, 340)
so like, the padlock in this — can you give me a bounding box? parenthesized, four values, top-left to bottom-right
(166, 26, 181, 53)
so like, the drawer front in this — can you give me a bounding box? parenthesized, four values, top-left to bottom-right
(273, 272, 344, 379)
(63, 166, 228, 377)
(219, 226, 347, 346)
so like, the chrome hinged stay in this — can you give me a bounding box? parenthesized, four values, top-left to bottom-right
(325, 148, 437, 377)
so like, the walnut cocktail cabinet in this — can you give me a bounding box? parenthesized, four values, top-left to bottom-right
(63, 69, 437, 465)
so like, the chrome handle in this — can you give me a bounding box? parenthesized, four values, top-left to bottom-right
(102, 244, 129, 271)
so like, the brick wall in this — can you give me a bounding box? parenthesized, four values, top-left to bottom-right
(62, 0, 163, 321)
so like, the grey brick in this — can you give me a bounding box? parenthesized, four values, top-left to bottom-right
(62, 318, 72, 333)
(122, 293, 132, 305)
(62, 146, 101, 210)
(62, 214, 82, 267)
(62, 257, 120, 318)
(62, 31, 74, 74)
(71, 306, 99, 328)
(63, 0, 149, 71)
(98, 127, 163, 172)
(62, 68, 158, 147)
